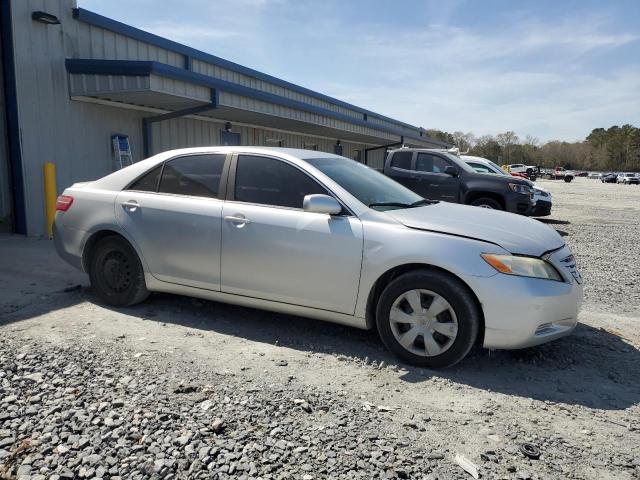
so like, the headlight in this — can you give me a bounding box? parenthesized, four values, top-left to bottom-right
(534, 188, 549, 197)
(481, 254, 563, 281)
(508, 183, 532, 195)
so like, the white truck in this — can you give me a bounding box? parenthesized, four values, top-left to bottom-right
(547, 166, 574, 182)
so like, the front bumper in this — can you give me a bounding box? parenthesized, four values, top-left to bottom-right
(530, 200, 552, 217)
(504, 192, 534, 215)
(461, 245, 583, 350)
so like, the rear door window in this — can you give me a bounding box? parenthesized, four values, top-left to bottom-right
(234, 155, 327, 209)
(415, 153, 450, 173)
(129, 165, 162, 192)
(158, 154, 226, 198)
(390, 151, 413, 170)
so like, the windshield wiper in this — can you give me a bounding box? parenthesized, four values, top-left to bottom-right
(410, 199, 438, 206)
(368, 199, 438, 209)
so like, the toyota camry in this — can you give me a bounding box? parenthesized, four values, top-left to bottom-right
(54, 147, 583, 368)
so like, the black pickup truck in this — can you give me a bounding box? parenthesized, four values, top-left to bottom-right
(382, 148, 534, 214)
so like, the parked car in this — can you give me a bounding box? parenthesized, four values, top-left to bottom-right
(502, 164, 537, 181)
(617, 173, 639, 185)
(600, 173, 617, 183)
(462, 156, 552, 217)
(383, 148, 534, 214)
(507, 163, 537, 175)
(53, 147, 582, 368)
(548, 167, 574, 182)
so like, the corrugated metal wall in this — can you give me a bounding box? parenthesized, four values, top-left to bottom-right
(10, 0, 429, 235)
(150, 116, 365, 162)
(11, 0, 148, 235)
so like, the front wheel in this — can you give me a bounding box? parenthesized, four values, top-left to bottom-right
(376, 270, 480, 368)
(469, 197, 502, 210)
(564, 176, 573, 183)
(89, 235, 150, 307)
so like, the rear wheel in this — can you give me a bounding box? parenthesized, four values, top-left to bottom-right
(89, 235, 149, 306)
(376, 270, 480, 368)
(564, 176, 573, 183)
(469, 197, 502, 210)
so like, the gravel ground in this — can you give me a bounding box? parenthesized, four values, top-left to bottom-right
(537, 178, 640, 314)
(1, 178, 639, 479)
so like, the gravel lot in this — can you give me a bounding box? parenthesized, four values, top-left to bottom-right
(1, 177, 639, 479)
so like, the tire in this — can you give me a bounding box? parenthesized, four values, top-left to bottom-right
(375, 270, 480, 368)
(89, 235, 150, 307)
(469, 197, 502, 210)
(564, 176, 573, 183)
(529, 174, 537, 182)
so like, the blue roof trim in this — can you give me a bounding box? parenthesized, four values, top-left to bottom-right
(72, 7, 430, 137)
(65, 58, 446, 146)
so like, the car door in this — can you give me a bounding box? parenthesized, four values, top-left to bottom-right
(115, 153, 228, 290)
(220, 154, 363, 315)
(386, 150, 419, 191)
(413, 152, 460, 202)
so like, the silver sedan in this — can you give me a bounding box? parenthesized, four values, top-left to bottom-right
(54, 147, 583, 368)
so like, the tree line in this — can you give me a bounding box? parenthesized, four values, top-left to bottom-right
(425, 124, 640, 172)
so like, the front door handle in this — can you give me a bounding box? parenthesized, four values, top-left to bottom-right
(122, 200, 139, 210)
(224, 215, 252, 227)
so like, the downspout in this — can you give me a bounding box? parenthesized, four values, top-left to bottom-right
(363, 136, 404, 166)
(142, 88, 218, 157)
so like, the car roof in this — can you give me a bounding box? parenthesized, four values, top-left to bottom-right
(149, 146, 344, 160)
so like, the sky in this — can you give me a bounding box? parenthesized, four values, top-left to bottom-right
(78, 0, 640, 142)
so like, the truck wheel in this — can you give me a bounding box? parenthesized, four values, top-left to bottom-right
(89, 235, 150, 307)
(470, 197, 502, 210)
(376, 270, 480, 368)
(564, 176, 573, 183)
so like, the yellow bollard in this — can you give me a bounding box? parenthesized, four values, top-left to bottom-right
(43, 162, 57, 239)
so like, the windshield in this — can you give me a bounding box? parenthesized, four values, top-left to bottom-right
(463, 157, 508, 176)
(304, 157, 424, 210)
(440, 153, 476, 173)
(486, 159, 509, 175)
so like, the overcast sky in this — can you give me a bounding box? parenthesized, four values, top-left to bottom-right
(78, 0, 640, 142)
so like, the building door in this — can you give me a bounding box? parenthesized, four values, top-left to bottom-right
(220, 130, 240, 146)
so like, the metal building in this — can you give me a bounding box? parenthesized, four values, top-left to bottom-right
(0, 0, 448, 236)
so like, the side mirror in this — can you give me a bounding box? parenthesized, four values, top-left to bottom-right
(444, 165, 459, 177)
(303, 194, 342, 215)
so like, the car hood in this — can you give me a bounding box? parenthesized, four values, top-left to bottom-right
(386, 202, 564, 256)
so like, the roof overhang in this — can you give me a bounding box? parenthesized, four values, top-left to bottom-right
(65, 59, 445, 147)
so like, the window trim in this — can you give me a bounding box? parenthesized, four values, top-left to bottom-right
(389, 151, 415, 173)
(226, 153, 354, 216)
(414, 152, 453, 175)
(124, 152, 232, 200)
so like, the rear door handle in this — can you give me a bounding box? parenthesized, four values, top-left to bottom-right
(225, 215, 252, 226)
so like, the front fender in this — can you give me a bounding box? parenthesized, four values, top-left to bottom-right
(355, 219, 505, 319)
